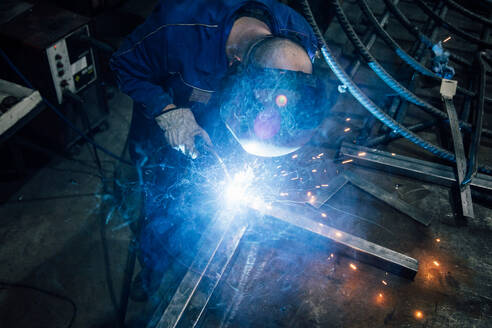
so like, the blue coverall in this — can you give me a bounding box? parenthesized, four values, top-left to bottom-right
(110, 0, 318, 272)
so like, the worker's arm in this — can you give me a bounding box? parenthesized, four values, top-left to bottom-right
(110, 45, 173, 119)
(109, 8, 175, 119)
(110, 10, 212, 158)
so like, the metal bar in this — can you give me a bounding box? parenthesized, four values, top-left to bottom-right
(379, 2, 447, 136)
(349, 0, 398, 78)
(249, 202, 419, 279)
(342, 170, 431, 226)
(366, 119, 440, 147)
(443, 97, 475, 218)
(463, 53, 487, 187)
(307, 174, 348, 209)
(339, 142, 492, 191)
(178, 224, 246, 328)
(147, 217, 246, 328)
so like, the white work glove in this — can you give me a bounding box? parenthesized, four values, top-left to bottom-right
(155, 107, 212, 159)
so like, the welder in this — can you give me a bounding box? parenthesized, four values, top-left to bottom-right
(110, 0, 328, 301)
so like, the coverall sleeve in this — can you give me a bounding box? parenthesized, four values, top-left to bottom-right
(110, 14, 173, 119)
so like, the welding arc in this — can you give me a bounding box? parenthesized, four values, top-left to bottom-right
(332, 0, 492, 138)
(298, 0, 492, 175)
(203, 144, 231, 181)
(415, 0, 492, 49)
(356, 0, 492, 106)
(381, 0, 472, 67)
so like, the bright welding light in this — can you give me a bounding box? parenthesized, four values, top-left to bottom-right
(224, 167, 255, 206)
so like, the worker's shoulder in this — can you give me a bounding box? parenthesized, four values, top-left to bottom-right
(153, 0, 240, 25)
(153, 0, 294, 25)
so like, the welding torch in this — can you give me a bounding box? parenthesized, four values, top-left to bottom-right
(195, 137, 231, 181)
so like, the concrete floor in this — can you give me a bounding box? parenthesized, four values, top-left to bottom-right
(1, 0, 492, 327)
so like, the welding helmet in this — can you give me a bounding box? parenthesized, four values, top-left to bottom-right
(220, 36, 328, 157)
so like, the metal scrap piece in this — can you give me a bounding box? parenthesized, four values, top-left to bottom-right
(307, 174, 348, 208)
(342, 170, 431, 226)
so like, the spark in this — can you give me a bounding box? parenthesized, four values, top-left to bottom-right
(378, 293, 383, 298)
(312, 156, 316, 160)
(345, 117, 351, 122)
(382, 280, 387, 286)
(321, 184, 329, 187)
(443, 36, 451, 43)
(292, 154, 298, 159)
(317, 153, 324, 157)
(307, 191, 312, 197)
(414, 310, 424, 319)
(291, 177, 299, 181)
(277, 165, 282, 169)
(335, 231, 342, 237)
(330, 253, 334, 258)
(312, 169, 317, 173)
(436, 238, 441, 243)
(358, 152, 367, 157)
(280, 192, 289, 197)
(349, 263, 357, 271)
(344, 127, 351, 133)
(321, 213, 327, 218)
(316, 185, 321, 188)
(433, 260, 440, 267)
(391, 153, 396, 156)
(308, 196, 316, 204)
(342, 159, 353, 164)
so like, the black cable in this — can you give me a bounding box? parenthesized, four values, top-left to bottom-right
(415, 0, 492, 49)
(0, 281, 76, 328)
(0, 48, 134, 167)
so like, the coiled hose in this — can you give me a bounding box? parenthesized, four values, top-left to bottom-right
(331, 0, 492, 137)
(297, 0, 492, 174)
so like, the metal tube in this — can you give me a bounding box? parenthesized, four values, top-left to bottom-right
(339, 142, 492, 192)
(251, 202, 419, 279)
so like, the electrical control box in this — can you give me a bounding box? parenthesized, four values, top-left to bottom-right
(0, 4, 97, 104)
(0, 3, 107, 149)
(46, 25, 97, 103)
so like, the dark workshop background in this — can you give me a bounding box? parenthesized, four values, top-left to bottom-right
(0, 0, 491, 327)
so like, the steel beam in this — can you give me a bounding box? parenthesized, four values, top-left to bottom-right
(249, 202, 419, 279)
(343, 170, 431, 226)
(339, 142, 492, 192)
(147, 217, 247, 328)
(443, 97, 475, 218)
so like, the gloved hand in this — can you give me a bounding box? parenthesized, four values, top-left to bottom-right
(155, 107, 212, 159)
